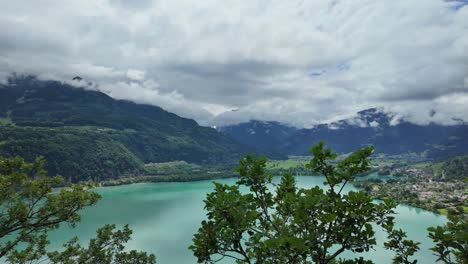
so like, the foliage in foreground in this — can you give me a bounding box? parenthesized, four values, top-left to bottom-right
(0, 156, 155, 263)
(190, 142, 421, 264)
(0, 146, 465, 263)
(428, 216, 467, 264)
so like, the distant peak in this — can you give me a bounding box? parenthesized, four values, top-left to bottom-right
(315, 108, 394, 130)
(70, 76, 96, 89)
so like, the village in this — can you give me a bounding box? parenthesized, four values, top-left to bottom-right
(354, 163, 467, 216)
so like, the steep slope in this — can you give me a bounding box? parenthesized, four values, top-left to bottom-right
(0, 76, 249, 181)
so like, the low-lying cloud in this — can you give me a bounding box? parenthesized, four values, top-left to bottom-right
(1, 0, 467, 127)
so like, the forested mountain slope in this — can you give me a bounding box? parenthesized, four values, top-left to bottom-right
(0, 76, 250, 181)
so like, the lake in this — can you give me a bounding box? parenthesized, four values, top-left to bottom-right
(48, 176, 446, 263)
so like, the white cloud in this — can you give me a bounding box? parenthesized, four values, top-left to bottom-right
(369, 121, 379, 128)
(99, 78, 214, 124)
(126, 69, 146, 81)
(0, 0, 467, 127)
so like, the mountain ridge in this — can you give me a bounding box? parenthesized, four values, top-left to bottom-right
(0, 75, 258, 181)
(220, 108, 468, 159)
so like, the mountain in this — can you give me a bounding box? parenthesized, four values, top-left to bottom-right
(218, 120, 297, 153)
(0, 75, 250, 181)
(220, 108, 468, 159)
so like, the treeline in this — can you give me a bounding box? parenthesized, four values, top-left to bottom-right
(102, 161, 237, 186)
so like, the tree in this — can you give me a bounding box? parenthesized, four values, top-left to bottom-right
(427, 216, 467, 264)
(0, 156, 156, 263)
(190, 141, 419, 263)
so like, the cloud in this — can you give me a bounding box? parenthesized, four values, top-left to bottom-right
(99, 78, 216, 125)
(0, 0, 467, 127)
(126, 69, 146, 81)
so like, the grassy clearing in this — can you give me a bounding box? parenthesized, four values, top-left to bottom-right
(437, 209, 449, 216)
(0, 117, 13, 126)
(0, 111, 14, 126)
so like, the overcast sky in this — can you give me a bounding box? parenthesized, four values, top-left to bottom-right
(1, 0, 467, 127)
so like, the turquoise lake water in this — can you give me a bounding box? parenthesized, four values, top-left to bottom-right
(48, 176, 446, 263)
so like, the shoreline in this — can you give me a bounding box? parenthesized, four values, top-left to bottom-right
(95, 173, 453, 217)
(98, 173, 237, 187)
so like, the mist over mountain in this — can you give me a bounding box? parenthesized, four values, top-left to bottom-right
(0, 75, 256, 181)
(220, 108, 468, 159)
(0, 74, 466, 182)
(1, 1, 467, 128)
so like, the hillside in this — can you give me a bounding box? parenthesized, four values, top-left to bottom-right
(0, 75, 250, 181)
(429, 155, 468, 181)
(218, 120, 297, 153)
(220, 108, 468, 159)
